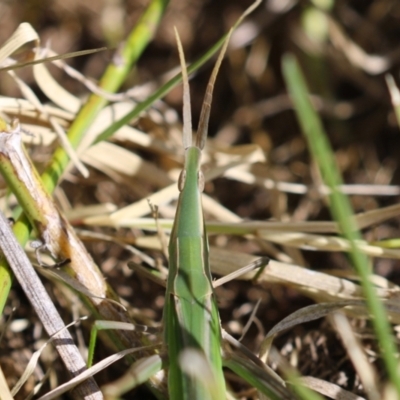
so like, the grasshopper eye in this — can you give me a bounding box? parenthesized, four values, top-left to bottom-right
(178, 169, 186, 192)
(198, 170, 205, 192)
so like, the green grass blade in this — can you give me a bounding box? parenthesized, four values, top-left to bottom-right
(102, 355, 164, 398)
(0, 0, 169, 314)
(0, 6, 170, 397)
(282, 53, 400, 394)
(224, 353, 296, 400)
(42, 0, 169, 193)
(93, 0, 262, 145)
(94, 34, 230, 145)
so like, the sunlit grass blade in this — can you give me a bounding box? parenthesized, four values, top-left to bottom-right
(0, 0, 168, 308)
(41, 0, 169, 193)
(94, 0, 262, 145)
(282, 53, 400, 395)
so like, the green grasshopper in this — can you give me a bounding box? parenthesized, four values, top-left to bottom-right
(162, 29, 229, 400)
(99, 25, 292, 400)
(162, 26, 281, 400)
(87, 5, 300, 399)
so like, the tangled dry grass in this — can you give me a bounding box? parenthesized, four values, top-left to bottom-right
(2, 0, 400, 399)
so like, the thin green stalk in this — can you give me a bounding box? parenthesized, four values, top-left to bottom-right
(42, 0, 169, 192)
(93, 36, 229, 145)
(94, 0, 261, 145)
(282, 54, 400, 394)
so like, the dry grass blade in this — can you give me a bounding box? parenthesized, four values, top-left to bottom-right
(83, 142, 265, 224)
(225, 168, 400, 196)
(0, 96, 74, 124)
(211, 248, 400, 319)
(37, 266, 126, 311)
(7, 72, 88, 177)
(0, 23, 97, 176)
(0, 23, 38, 63)
(11, 317, 88, 397)
(256, 231, 400, 259)
(259, 301, 364, 362)
(328, 16, 389, 75)
(331, 313, 380, 400)
(3, 1, 400, 398)
(0, 210, 101, 399)
(0, 120, 164, 393)
(33, 50, 82, 114)
(0, 367, 13, 400)
(0, 47, 107, 73)
(299, 376, 366, 400)
(37, 346, 160, 400)
(213, 257, 269, 288)
(81, 141, 172, 187)
(82, 201, 400, 235)
(65, 203, 117, 222)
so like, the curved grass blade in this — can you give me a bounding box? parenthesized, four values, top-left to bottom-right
(93, 0, 262, 145)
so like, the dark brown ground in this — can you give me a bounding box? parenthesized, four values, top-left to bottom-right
(2, 0, 400, 399)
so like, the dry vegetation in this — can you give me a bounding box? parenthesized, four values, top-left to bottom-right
(1, 0, 400, 399)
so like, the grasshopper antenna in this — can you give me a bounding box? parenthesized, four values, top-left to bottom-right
(174, 28, 192, 150)
(196, 28, 233, 150)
